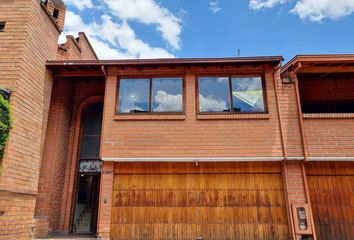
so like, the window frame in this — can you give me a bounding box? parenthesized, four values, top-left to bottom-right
(116, 75, 186, 115)
(196, 74, 268, 114)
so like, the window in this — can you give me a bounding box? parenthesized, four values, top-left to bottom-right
(53, 8, 59, 19)
(80, 103, 103, 160)
(198, 76, 265, 113)
(299, 78, 354, 114)
(0, 22, 6, 32)
(302, 101, 354, 114)
(117, 77, 183, 114)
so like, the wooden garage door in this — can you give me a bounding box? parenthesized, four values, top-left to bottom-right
(307, 162, 354, 240)
(111, 162, 289, 240)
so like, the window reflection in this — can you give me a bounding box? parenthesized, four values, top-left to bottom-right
(118, 79, 150, 113)
(198, 77, 230, 112)
(152, 78, 183, 112)
(232, 77, 265, 112)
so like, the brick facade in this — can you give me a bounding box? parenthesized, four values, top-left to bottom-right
(1, 1, 354, 239)
(0, 1, 97, 239)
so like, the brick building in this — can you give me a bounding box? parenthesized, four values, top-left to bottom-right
(1, 1, 354, 240)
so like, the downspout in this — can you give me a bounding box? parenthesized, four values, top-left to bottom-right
(101, 65, 107, 77)
(273, 64, 296, 240)
(291, 63, 317, 240)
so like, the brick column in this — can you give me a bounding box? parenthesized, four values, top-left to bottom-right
(97, 161, 114, 239)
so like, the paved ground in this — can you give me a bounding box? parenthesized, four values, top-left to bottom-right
(34, 234, 97, 239)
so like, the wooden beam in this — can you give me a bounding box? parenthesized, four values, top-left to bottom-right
(298, 66, 354, 73)
(53, 70, 104, 77)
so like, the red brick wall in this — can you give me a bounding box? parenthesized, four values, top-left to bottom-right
(0, 0, 61, 238)
(57, 33, 98, 60)
(57, 37, 82, 60)
(277, 74, 304, 157)
(97, 162, 114, 239)
(299, 77, 354, 157)
(77, 33, 98, 60)
(101, 65, 284, 159)
(0, 192, 36, 239)
(304, 118, 354, 157)
(299, 78, 354, 102)
(34, 79, 75, 235)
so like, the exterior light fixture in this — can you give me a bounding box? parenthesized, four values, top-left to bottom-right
(282, 77, 293, 84)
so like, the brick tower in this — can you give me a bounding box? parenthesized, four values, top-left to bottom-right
(0, 0, 66, 238)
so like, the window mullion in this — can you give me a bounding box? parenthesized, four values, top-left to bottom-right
(229, 77, 233, 112)
(149, 78, 153, 113)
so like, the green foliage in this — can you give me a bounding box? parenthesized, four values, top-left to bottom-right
(0, 94, 12, 159)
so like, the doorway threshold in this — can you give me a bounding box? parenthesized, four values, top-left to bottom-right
(35, 233, 97, 239)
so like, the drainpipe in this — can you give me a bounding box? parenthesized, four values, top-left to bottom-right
(273, 64, 297, 240)
(290, 63, 317, 240)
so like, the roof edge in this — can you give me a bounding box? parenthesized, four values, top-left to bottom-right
(46, 56, 284, 68)
(282, 54, 354, 74)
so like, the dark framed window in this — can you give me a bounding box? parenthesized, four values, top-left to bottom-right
(0, 22, 6, 32)
(53, 8, 59, 19)
(198, 76, 266, 113)
(302, 100, 354, 114)
(117, 77, 183, 114)
(80, 103, 103, 160)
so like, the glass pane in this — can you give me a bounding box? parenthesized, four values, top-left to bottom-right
(118, 79, 150, 113)
(152, 78, 183, 112)
(198, 77, 230, 112)
(80, 136, 101, 159)
(231, 77, 265, 112)
(82, 103, 103, 135)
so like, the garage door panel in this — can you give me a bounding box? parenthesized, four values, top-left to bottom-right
(114, 190, 201, 207)
(199, 223, 288, 240)
(112, 207, 198, 224)
(111, 223, 199, 240)
(111, 163, 288, 240)
(307, 162, 354, 240)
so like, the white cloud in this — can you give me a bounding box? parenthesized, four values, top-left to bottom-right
(217, 77, 229, 83)
(291, 0, 354, 21)
(249, 0, 354, 21)
(63, 0, 94, 11)
(153, 90, 182, 112)
(102, 0, 182, 49)
(60, 11, 174, 59)
(199, 94, 228, 112)
(249, 0, 288, 10)
(209, 1, 222, 14)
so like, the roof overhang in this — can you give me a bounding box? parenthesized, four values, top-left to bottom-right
(46, 56, 284, 78)
(281, 54, 354, 78)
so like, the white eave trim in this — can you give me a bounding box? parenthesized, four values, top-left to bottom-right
(102, 157, 285, 162)
(101, 156, 354, 162)
(308, 157, 354, 161)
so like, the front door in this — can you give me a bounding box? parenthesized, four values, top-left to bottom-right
(73, 173, 100, 233)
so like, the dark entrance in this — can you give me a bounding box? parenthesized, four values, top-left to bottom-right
(72, 102, 103, 234)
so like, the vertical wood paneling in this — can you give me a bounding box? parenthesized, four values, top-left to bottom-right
(111, 162, 288, 240)
(307, 162, 354, 240)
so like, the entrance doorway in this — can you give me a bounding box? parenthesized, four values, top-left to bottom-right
(72, 102, 103, 234)
(73, 173, 100, 233)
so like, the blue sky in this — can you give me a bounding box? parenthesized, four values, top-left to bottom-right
(61, 0, 354, 63)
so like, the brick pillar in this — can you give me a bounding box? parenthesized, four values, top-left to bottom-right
(284, 161, 306, 204)
(97, 161, 114, 239)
